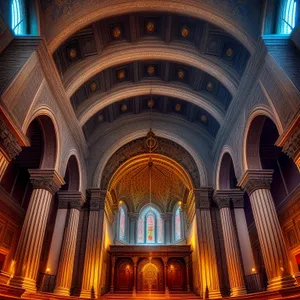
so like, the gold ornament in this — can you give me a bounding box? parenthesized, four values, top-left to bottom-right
(121, 103, 128, 112)
(177, 69, 185, 79)
(90, 82, 97, 92)
(146, 21, 155, 33)
(98, 115, 104, 122)
(175, 103, 182, 112)
(148, 98, 154, 108)
(68, 48, 77, 59)
(147, 65, 155, 76)
(112, 26, 122, 39)
(226, 48, 233, 57)
(180, 25, 190, 38)
(206, 81, 214, 91)
(200, 115, 208, 123)
(117, 69, 126, 81)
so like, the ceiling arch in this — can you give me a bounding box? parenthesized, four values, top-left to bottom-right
(43, 0, 257, 54)
(63, 42, 240, 98)
(77, 82, 225, 126)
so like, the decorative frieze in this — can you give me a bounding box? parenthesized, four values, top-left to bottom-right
(238, 170, 273, 196)
(29, 169, 64, 195)
(0, 117, 22, 161)
(57, 191, 85, 210)
(214, 189, 244, 208)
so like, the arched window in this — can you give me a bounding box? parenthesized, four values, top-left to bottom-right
(11, 0, 24, 35)
(118, 204, 126, 241)
(279, 0, 297, 34)
(174, 206, 182, 241)
(137, 206, 164, 244)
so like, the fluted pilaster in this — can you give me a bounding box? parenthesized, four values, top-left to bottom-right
(0, 152, 9, 181)
(80, 189, 106, 299)
(54, 192, 84, 296)
(10, 169, 64, 293)
(239, 170, 296, 290)
(215, 191, 246, 296)
(194, 188, 221, 299)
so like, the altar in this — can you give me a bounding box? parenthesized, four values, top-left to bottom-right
(108, 245, 192, 294)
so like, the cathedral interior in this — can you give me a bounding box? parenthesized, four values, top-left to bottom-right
(0, 0, 300, 299)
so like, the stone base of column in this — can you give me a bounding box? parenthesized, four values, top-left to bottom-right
(267, 274, 296, 291)
(9, 276, 36, 293)
(231, 286, 247, 297)
(80, 289, 98, 299)
(208, 289, 222, 299)
(53, 286, 70, 296)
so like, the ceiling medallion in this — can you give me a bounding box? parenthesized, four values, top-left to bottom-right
(68, 48, 77, 59)
(177, 69, 185, 79)
(175, 103, 182, 112)
(98, 114, 104, 122)
(200, 114, 208, 123)
(120, 103, 128, 112)
(144, 129, 158, 152)
(90, 82, 97, 92)
(146, 21, 155, 33)
(147, 98, 155, 108)
(147, 65, 155, 76)
(112, 26, 122, 39)
(226, 48, 234, 57)
(180, 25, 190, 38)
(206, 81, 214, 91)
(117, 69, 126, 81)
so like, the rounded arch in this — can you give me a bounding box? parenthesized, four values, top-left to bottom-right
(47, 0, 255, 54)
(78, 82, 225, 127)
(93, 130, 208, 188)
(61, 154, 80, 191)
(64, 43, 238, 99)
(22, 106, 60, 170)
(215, 146, 238, 190)
(243, 106, 283, 172)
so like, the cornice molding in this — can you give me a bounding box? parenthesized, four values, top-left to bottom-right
(89, 188, 106, 211)
(29, 169, 65, 195)
(238, 169, 273, 196)
(64, 41, 239, 98)
(194, 187, 213, 209)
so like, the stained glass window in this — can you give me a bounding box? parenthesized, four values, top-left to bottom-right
(279, 0, 297, 34)
(119, 206, 126, 241)
(146, 213, 155, 243)
(137, 206, 164, 244)
(175, 206, 182, 241)
(11, 0, 23, 35)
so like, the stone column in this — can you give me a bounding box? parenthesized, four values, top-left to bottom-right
(80, 189, 106, 299)
(0, 117, 22, 181)
(194, 188, 221, 299)
(132, 256, 138, 295)
(239, 170, 296, 290)
(110, 256, 116, 294)
(9, 169, 64, 293)
(162, 257, 169, 295)
(184, 256, 191, 292)
(214, 190, 247, 296)
(54, 192, 84, 296)
(128, 213, 138, 244)
(162, 213, 172, 244)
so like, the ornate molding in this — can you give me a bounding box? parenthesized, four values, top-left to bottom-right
(100, 137, 200, 189)
(89, 188, 106, 211)
(0, 117, 22, 161)
(214, 189, 244, 209)
(57, 191, 85, 210)
(194, 187, 212, 209)
(238, 169, 273, 196)
(29, 169, 65, 195)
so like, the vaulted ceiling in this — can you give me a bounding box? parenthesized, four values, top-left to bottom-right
(52, 12, 250, 143)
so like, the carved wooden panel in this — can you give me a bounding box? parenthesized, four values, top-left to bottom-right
(137, 258, 163, 291)
(167, 259, 186, 291)
(115, 259, 134, 291)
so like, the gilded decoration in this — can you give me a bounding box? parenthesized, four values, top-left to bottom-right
(112, 26, 122, 39)
(68, 48, 77, 59)
(117, 69, 126, 81)
(177, 69, 185, 79)
(120, 103, 128, 112)
(175, 103, 182, 112)
(146, 21, 155, 33)
(147, 65, 155, 76)
(100, 137, 200, 190)
(180, 26, 190, 38)
(226, 48, 234, 57)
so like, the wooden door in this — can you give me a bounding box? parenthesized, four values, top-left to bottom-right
(115, 259, 134, 292)
(167, 259, 185, 291)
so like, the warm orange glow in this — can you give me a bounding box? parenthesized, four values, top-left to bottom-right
(251, 268, 256, 273)
(119, 200, 123, 205)
(46, 267, 50, 274)
(178, 201, 182, 206)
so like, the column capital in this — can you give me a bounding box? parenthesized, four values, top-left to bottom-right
(57, 191, 85, 210)
(214, 189, 244, 209)
(194, 187, 213, 209)
(0, 117, 22, 161)
(88, 188, 106, 211)
(238, 170, 273, 196)
(29, 169, 65, 195)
